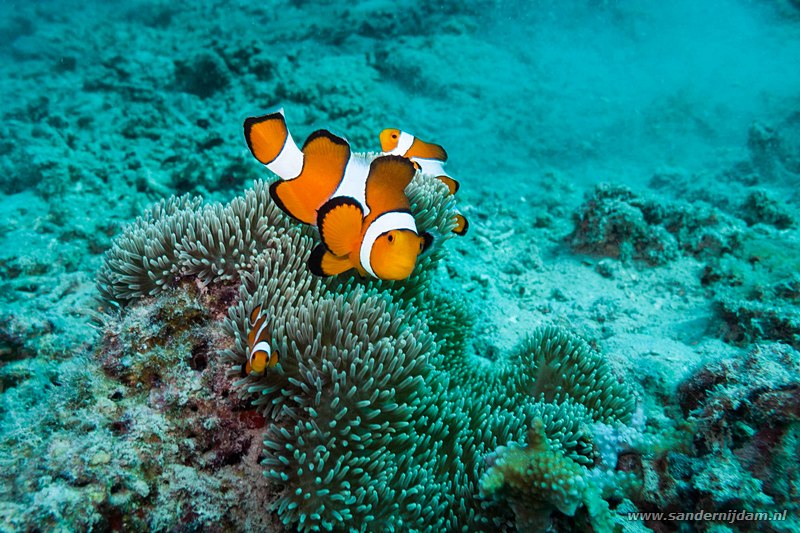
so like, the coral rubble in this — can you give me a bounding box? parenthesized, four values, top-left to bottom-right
(570, 184, 741, 265)
(677, 343, 800, 532)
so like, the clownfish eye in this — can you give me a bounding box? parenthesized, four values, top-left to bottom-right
(387, 233, 394, 243)
(391, 133, 398, 139)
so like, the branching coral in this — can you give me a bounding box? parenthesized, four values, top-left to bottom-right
(97, 169, 638, 531)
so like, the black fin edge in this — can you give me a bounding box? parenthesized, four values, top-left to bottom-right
(447, 176, 460, 194)
(307, 244, 329, 277)
(303, 129, 350, 150)
(369, 154, 417, 174)
(422, 232, 434, 252)
(435, 143, 448, 162)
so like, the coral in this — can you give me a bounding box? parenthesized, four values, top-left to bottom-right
(676, 343, 800, 529)
(739, 189, 795, 229)
(0, 286, 280, 532)
(570, 184, 741, 265)
(273, 55, 389, 149)
(479, 418, 614, 533)
(702, 231, 800, 348)
(95, 170, 639, 531)
(173, 51, 232, 99)
(570, 184, 679, 265)
(714, 296, 800, 349)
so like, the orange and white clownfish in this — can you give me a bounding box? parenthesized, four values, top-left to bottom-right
(244, 108, 347, 225)
(243, 109, 432, 280)
(379, 128, 469, 236)
(243, 305, 278, 376)
(308, 155, 434, 280)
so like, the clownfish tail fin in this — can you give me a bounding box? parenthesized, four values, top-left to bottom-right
(408, 137, 448, 162)
(453, 213, 469, 236)
(308, 245, 353, 277)
(244, 109, 289, 166)
(437, 175, 460, 195)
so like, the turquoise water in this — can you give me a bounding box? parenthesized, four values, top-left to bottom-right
(1, 1, 799, 531)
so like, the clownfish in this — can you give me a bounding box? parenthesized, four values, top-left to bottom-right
(244, 305, 278, 376)
(243, 109, 432, 280)
(308, 155, 433, 280)
(379, 128, 469, 236)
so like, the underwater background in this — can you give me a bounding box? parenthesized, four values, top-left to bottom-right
(1, 0, 800, 531)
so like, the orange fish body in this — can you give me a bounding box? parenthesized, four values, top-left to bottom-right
(380, 128, 468, 236)
(244, 110, 431, 280)
(309, 155, 429, 280)
(245, 109, 351, 225)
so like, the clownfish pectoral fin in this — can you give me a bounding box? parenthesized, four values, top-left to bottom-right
(268, 129, 351, 225)
(308, 244, 355, 277)
(437, 175, 460, 195)
(364, 155, 417, 215)
(317, 197, 364, 257)
(453, 212, 469, 236)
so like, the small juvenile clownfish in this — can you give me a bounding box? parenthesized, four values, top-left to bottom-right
(379, 129, 469, 236)
(243, 305, 278, 376)
(244, 109, 433, 280)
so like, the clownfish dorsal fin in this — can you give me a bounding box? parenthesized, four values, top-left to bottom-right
(364, 155, 416, 216)
(269, 129, 350, 225)
(244, 110, 289, 166)
(317, 197, 364, 257)
(308, 244, 355, 277)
